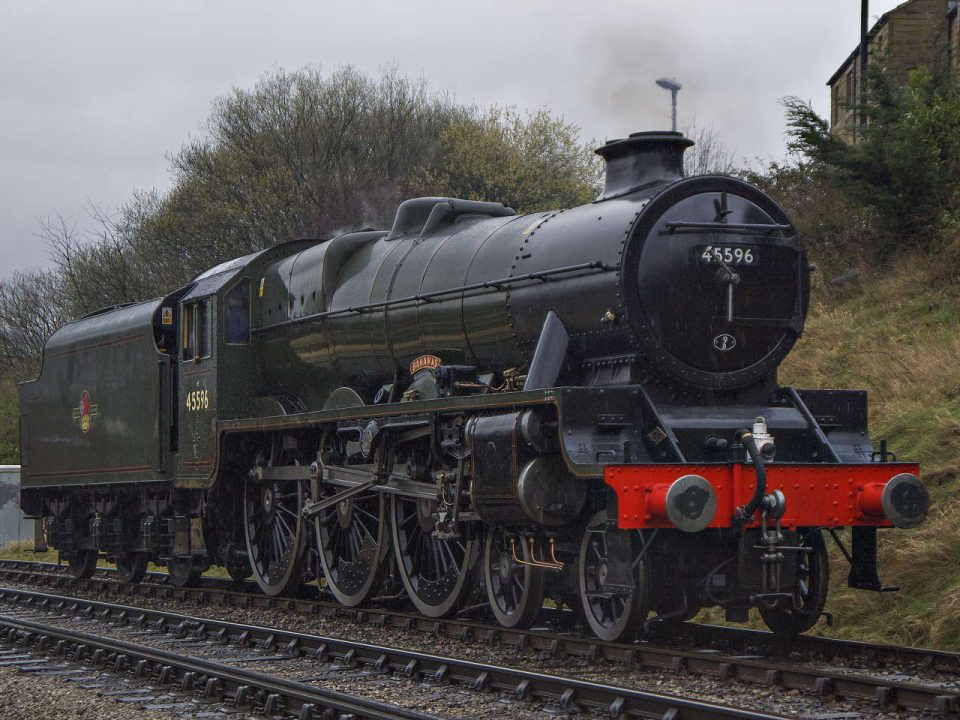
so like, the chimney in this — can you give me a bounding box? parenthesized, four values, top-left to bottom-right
(595, 131, 694, 200)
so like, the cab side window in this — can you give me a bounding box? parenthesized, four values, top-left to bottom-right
(199, 298, 212, 356)
(182, 304, 196, 361)
(181, 300, 213, 361)
(224, 279, 250, 344)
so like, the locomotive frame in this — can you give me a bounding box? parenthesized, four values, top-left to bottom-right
(19, 131, 928, 640)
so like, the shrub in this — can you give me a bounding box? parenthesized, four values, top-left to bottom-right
(783, 59, 960, 258)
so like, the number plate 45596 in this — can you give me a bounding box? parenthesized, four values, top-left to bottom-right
(697, 245, 758, 266)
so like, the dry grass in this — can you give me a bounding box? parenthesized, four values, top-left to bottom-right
(785, 258, 960, 483)
(778, 256, 960, 647)
(0, 540, 48, 563)
(0, 540, 230, 579)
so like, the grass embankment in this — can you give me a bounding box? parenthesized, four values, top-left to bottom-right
(0, 540, 47, 564)
(780, 257, 960, 648)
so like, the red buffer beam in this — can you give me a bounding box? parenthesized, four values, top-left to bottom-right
(604, 463, 925, 531)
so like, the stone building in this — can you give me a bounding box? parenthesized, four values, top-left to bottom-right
(827, 0, 952, 141)
(949, 2, 960, 60)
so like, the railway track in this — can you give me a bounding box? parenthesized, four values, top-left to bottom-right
(1, 559, 959, 715)
(7, 558, 960, 675)
(0, 586, 792, 720)
(0, 612, 439, 720)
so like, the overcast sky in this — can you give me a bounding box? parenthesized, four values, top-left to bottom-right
(0, 0, 908, 278)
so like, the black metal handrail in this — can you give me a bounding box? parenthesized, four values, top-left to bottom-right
(255, 260, 615, 333)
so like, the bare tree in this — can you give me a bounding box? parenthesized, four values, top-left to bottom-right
(681, 117, 737, 176)
(0, 270, 68, 371)
(39, 206, 141, 318)
(20, 64, 603, 330)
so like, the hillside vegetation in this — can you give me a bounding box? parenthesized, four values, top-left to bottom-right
(751, 55, 960, 646)
(780, 260, 960, 647)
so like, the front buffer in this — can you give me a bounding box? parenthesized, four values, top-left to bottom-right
(603, 459, 927, 634)
(605, 462, 926, 531)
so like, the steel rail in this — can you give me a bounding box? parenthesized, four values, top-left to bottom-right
(2, 560, 959, 716)
(7, 558, 960, 674)
(0, 612, 440, 720)
(667, 620, 960, 673)
(0, 586, 790, 720)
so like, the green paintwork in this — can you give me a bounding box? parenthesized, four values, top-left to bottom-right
(20, 239, 320, 493)
(173, 239, 320, 489)
(19, 300, 174, 488)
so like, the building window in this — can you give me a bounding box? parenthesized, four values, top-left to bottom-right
(224, 279, 250, 344)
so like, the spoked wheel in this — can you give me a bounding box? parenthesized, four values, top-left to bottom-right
(759, 528, 829, 635)
(66, 549, 97, 580)
(391, 494, 478, 618)
(579, 511, 652, 642)
(115, 553, 147, 583)
(313, 431, 389, 606)
(243, 469, 307, 597)
(168, 558, 201, 588)
(484, 525, 545, 629)
(314, 490, 388, 605)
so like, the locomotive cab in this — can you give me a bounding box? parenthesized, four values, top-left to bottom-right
(176, 281, 219, 484)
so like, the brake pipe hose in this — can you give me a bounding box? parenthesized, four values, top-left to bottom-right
(733, 429, 767, 528)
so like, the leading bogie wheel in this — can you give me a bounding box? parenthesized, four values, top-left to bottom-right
(759, 527, 829, 635)
(66, 549, 98, 580)
(578, 510, 651, 642)
(483, 525, 545, 629)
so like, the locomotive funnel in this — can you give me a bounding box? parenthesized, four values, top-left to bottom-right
(595, 130, 693, 200)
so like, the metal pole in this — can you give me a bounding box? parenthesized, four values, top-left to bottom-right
(671, 88, 678, 132)
(860, 0, 868, 129)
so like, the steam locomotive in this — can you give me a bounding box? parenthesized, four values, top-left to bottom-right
(19, 131, 928, 640)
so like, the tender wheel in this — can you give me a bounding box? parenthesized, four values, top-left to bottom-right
(313, 428, 389, 606)
(578, 511, 651, 642)
(115, 553, 147, 584)
(66, 550, 98, 580)
(168, 558, 201, 588)
(484, 525, 545, 629)
(243, 464, 307, 597)
(391, 494, 477, 618)
(759, 528, 829, 635)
